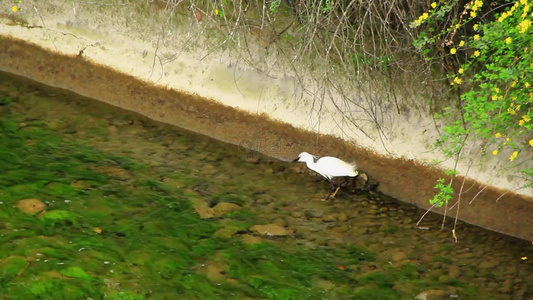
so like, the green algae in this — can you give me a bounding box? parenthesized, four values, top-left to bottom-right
(0, 96, 12, 105)
(40, 210, 78, 227)
(0, 101, 362, 298)
(1, 71, 531, 299)
(60, 266, 94, 280)
(0, 104, 423, 298)
(1, 257, 29, 278)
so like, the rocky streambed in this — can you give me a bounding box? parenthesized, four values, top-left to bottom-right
(1, 71, 532, 299)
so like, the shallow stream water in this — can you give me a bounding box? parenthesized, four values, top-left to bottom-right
(0, 71, 532, 299)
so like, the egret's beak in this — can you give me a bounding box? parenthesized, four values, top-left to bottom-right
(292, 157, 300, 162)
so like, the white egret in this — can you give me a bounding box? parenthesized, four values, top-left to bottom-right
(293, 152, 358, 200)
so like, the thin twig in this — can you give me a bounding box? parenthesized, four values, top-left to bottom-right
(31, 2, 57, 51)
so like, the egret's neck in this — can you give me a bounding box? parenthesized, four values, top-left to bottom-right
(304, 159, 316, 170)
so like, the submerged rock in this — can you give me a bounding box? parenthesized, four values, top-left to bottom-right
(250, 224, 292, 237)
(192, 200, 215, 219)
(213, 202, 241, 217)
(415, 289, 458, 300)
(47, 120, 67, 130)
(214, 226, 242, 240)
(322, 213, 337, 222)
(313, 278, 336, 291)
(337, 212, 348, 222)
(106, 125, 119, 135)
(93, 166, 130, 181)
(346, 171, 379, 191)
(16, 198, 46, 214)
(391, 251, 407, 262)
(241, 234, 263, 245)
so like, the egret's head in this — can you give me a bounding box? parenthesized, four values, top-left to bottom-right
(293, 152, 313, 163)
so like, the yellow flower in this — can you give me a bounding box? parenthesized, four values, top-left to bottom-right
(214, 9, 219, 15)
(473, 24, 479, 30)
(470, 11, 477, 18)
(520, 0, 527, 5)
(523, 256, 529, 261)
(494, 87, 500, 93)
(474, 50, 480, 57)
(518, 19, 531, 33)
(491, 95, 498, 101)
(529, 139, 533, 147)
(472, 5, 478, 12)
(505, 37, 512, 44)
(473, 34, 480, 40)
(524, 115, 531, 122)
(458, 68, 464, 74)
(506, 137, 511, 142)
(475, 0, 483, 7)
(492, 150, 498, 155)
(526, 82, 531, 87)
(431, 2, 437, 8)
(519, 120, 525, 126)
(509, 151, 518, 161)
(495, 133, 501, 138)
(453, 77, 462, 85)
(511, 80, 517, 87)
(459, 40, 465, 47)
(421, 13, 429, 20)
(12, 5, 18, 12)
(450, 48, 457, 54)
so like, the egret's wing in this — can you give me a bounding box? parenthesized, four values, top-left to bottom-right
(318, 156, 358, 177)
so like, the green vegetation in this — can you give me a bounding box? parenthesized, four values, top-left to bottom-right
(0, 85, 478, 299)
(412, 0, 532, 208)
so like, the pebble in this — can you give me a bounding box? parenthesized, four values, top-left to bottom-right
(16, 198, 46, 214)
(392, 252, 407, 262)
(415, 289, 448, 300)
(107, 125, 118, 135)
(448, 265, 460, 279)
(250, 224, 292, 237)
(291, 211, 304, 218)
(479, 260, 497, 269)
(305, 210, 323, 218)
(313, 279, 336, 291)
(213, 202, 241, 217)
(337, 212, 348, 222)
(322, 214, 337, 223)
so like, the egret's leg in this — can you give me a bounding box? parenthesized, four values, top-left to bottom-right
(323, 181, 338, 201)
(330, 186, 341, 198)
